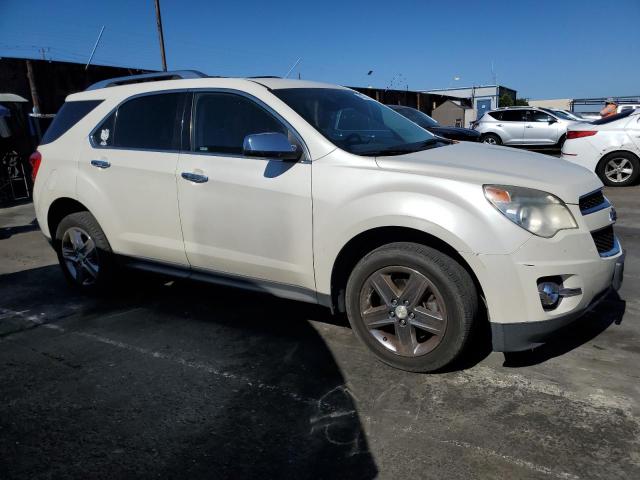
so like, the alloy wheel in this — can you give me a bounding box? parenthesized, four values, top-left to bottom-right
(61, 226, 100, 286)
(604, 157, 634, 183)
(483, 137, 497, 145)
(359, 266, 447, 357)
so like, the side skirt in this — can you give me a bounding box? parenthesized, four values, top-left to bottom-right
(117, 255, 323, 307)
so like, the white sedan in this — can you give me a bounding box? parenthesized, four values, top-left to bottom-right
(562, 110, 640, 186)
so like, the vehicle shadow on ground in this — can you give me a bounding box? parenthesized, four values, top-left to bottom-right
(0, 266, 378, 479)
(0, 218, 38, 239)
(502, 291, 626, 368)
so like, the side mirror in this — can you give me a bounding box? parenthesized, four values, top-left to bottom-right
(548, 118, 558, 124)
(242, 132, 301, 161)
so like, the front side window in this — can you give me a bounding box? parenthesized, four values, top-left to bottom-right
(92, 93, 184, 150)
(529, 110, 553, 122)
(398, 107, 439, 128)
(273, 88, 439, 156)
(192, 92, 296, 155)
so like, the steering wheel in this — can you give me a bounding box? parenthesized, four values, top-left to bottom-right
(343, 133, 364, 146)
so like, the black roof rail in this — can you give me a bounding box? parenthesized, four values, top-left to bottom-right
(86, 70, 208, 91)
(247, 76, 281, 79)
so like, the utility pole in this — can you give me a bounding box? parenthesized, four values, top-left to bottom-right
(154, 0, 168, 71)
(25, 60, 41, 114)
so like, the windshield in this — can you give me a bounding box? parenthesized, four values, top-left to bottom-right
(397, 107, 439, 128)
(273, 88, 439, 155)
(550, 109, 574, 120)
(591, 109, 634, 125)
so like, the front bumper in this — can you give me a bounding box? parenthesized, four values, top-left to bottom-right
(460, 222, 624, 352)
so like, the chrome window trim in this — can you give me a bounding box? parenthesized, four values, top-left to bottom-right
(187, 88, 311, 163)
(88, 89, 189, 152)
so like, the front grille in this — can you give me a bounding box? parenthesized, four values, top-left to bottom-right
(579, 189, 608, 214)
(591, 225, 615, 255)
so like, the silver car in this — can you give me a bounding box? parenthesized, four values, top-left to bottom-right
(474, 107, 579, 147)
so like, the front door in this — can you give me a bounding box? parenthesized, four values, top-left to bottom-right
(176, 91, 315, 291)
(523, 110, 559, 145)
(76, 92, 188, 266)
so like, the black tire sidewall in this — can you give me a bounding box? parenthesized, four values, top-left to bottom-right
(597, 152, 640, 187)
(54, 211, 115, 291)
(345, 243, 477, 372)
(482, 133, 501, 145)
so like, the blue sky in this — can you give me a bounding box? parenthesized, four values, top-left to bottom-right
(1, 0, 638, 99)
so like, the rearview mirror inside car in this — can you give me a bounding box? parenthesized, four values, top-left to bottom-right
(243, 132, 301, 161)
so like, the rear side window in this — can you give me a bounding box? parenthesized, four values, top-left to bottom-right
(112, 93, 184, 150)
(487, 112, 501, 120)
(41, 100, 103, 145)
(501, 110, 526, 122)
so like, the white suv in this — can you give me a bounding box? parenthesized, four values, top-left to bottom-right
(475, 107, 579, 147)
(31, 71, 624, 372)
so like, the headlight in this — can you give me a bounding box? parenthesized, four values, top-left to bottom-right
(483, 185, 577, 238)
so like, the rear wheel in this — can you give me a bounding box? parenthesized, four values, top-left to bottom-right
(481, 133, 501, 145)
(55, 211, 116, 291)
(597, 152, 640, 187)
(345, 242, 478, 372)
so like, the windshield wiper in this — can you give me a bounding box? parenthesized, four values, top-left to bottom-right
(360, 139, 440, 156)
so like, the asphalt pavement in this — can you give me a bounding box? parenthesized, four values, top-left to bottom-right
(1, 186, 639, 479)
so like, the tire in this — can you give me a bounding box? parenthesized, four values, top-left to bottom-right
(54, 211, 117, 291)
(556, 134, 566, 150)
(481, 133, 502, 145)
(345, 242, 478, 372)
(596, 151, 640, 187)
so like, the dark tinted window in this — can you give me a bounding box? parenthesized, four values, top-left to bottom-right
(529, 110, 553, 122)
(397, 107, 439, 128)
(487, 111, 502, 120)
(113, 93, 183, 150)
(192, 92, 291, 155)
(501, 110, 526, 122)
(41, 100, 103, 145)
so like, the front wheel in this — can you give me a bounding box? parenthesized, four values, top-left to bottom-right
(481, 133, 502, 145)
(345, 242, 478, 372)
(55, 211, 117, 291)
(597, 152, 640, 187)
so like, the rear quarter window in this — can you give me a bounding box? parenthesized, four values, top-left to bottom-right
(486, 112, 501, 120)
(40, 100, 103, 145)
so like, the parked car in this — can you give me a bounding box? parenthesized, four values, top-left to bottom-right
(550, 109, 585, 122)
(473, 106, 578, 147)
(32, 71, 624, 373)
(617, 104, 640, 114)
(387, 105, 480, 142)
(562, 109, 640, 186)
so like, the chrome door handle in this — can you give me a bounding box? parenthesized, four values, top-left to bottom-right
(181, 172, 208, 183)
(525, 125, 534, 128)
(91, 160, 111, 169)
(496, 124, 503, 127)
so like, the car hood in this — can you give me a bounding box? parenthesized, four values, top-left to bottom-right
(430, 126, 480, 137)
(375, 141, 602, 204)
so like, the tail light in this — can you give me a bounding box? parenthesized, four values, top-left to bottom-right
(566, 130, 597, 140)
(29, 151, 42, 181)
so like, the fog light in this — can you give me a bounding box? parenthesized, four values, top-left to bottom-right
(538, 281, 560, 308)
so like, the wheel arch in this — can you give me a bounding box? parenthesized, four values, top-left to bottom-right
(329, 226, 485, 313)
(47, 197, 90, 240)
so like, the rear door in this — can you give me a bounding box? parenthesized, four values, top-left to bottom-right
(498, 110, 526, 144)
(628, 114, 640, 152)
(523, 110, 559, 145)
(76, 92, 189, 265)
